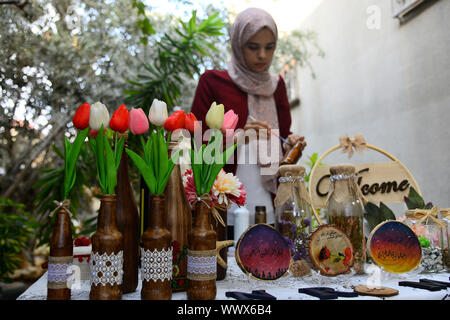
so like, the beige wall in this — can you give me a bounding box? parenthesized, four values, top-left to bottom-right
(291, 0, 450, 211)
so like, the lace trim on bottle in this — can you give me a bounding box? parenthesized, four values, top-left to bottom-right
(90, 251, 123, 287)
(47, 256, 73, 289)
(141, 247, 173, 283)
(187, 249, 217, 281)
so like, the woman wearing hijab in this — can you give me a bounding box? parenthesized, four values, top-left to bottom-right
(190, 7, 306, 237)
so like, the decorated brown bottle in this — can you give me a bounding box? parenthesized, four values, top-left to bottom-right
(89, 194, 124, 300)
(115, 135, 139, 293)
(187, 200, 217, 300)
(165, 141, 191, 291)
(47, 207, 73, 300)
(141, 194, 172, 300)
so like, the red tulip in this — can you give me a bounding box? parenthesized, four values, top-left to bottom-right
(109, 104, 129, 133)
(129, 108, 149, 135)
(164, 110, 186, 132)
(184, 112, 199, 134)
(73, 103, 90, 130)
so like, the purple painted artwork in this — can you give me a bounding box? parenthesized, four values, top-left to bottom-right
(235, 224, 291, 280)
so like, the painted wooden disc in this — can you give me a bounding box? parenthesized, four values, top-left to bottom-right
(235, 224, 291, 281)
(367, 220, 422, 273)
(309, 225, 354, 276)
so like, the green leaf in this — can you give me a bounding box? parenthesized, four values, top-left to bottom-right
(364, 202, 382, 232)
(33, 168, 63, 189)
(64, 128, 89, 198)
(157, 130, 169, 192)
(63, 137, 70, 192)
(157, 151, 179, 195)
(152, 132, 159, 182)
(126, 148, 156, 194)
(188, 10, 197, 33)
(405, 187, 425, 209)
(379, 202, 396, 221)
(114, 135, 125, 173)
(104, 134, 117, 194)
(95, 126, 106, 193)
(191, 147, 203, 195)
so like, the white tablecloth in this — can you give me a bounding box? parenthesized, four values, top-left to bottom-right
(17, 249, 449, 300)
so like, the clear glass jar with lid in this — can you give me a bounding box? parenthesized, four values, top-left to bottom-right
(326, 164, 366, 274)
(274, 165, 313, 262)
(404, 207, 449, 273)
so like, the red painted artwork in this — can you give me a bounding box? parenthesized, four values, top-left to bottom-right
(235, 224, 291, 280)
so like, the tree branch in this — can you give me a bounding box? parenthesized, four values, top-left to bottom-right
(1, 113, 72, 199)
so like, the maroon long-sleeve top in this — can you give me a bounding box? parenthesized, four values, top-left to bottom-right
(190, 69, 292, 175)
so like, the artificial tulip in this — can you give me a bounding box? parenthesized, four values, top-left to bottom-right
(148, 99, 168, 126)
(73, 103, 90, 130)
(184, 112, 199, 135)
(221, 110, 239, 134)
(109, 104, 129, 133)
(205, 102, 224, 130)
(89, 102, 110, 131)
(129, 108, 149, 135)
(163, 110, 185, 132)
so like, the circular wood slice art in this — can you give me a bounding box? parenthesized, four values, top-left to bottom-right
(309, 225, 354, 276)
(367, 220, 422, 273)
(235, 224, 291, 281)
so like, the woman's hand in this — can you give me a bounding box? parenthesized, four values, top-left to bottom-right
(243, 120, 271, 143)
(283, 134, 307, 152)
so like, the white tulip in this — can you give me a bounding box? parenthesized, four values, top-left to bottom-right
(148, 98, 168, 126)
(89, 101, 110, 131)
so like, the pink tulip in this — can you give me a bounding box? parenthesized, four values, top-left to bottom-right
(221, 110, 239, 136)
(129, 108, 149, 135)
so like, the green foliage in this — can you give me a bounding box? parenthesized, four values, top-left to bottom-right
(304, 152, 323, 183)
(419, 236, 431, 248)
(190, 130, 236, 195)
(88, 127, 124, 195)
(364, 202, 396, 232)
(126, 129, 180, 195)
(404, 187, 432, 210)
(131, 0, 156, 45)
(0, 197, 38, 283)
(63, 127, 89, 198)
(273, 29, 325, 78)
(33, 140, 97, 247)
(124, 10, 226, 109)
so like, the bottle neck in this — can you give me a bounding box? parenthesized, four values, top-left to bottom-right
(97, 194, 118, 232)
(193, 201, 212, 229)
(116, 142, 130, 187)
(148, 194, 166, 229)
(50, 208, 73, 252)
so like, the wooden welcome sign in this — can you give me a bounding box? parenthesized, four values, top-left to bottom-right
(309, 135, 422, 212)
